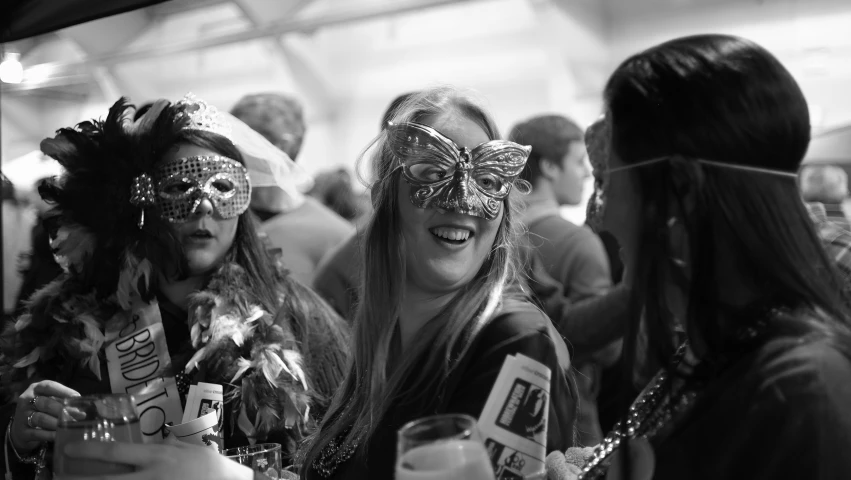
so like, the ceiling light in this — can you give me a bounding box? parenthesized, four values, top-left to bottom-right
(0, 52, 24, 84)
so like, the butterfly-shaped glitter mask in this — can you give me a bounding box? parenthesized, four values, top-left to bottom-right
(153, 155, 251, 223)
(387, 122, 531, 220)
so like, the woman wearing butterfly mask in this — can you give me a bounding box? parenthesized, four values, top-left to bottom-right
(298, 87, 577, 480)
(555, 34, 851, 480)
(1, 95, 349, 480)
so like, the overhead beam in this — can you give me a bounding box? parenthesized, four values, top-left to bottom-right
(60, 10, 156, 99)
(232, 0, 337, 118)
(276, 36, 339, 118)
(149, 0, 232, 17)
(233, 0, 319, 22)
(25, 0, 487, 77)
(531, 0, 609, 62)
(0, 97, 45, 137)
(1, 75, 91, 93)
(2, 88, 90, 102)
(526, 0, 611, 106)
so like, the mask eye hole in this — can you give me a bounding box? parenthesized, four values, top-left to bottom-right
(409, 164, 450, 182)
(212, 178, 235, 193)
(163, 180, 193, 196)
(475, 174, 503, 193)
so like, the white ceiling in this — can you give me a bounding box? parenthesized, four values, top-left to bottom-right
(3, 0, 851, 168)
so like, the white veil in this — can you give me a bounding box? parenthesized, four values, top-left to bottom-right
(221, 111, 314, 201)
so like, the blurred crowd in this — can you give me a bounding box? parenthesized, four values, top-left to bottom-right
(2, 32, 851, 480)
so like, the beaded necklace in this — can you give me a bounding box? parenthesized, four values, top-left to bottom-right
(578, 343, 697, 480)
(312, 429, 358, 478)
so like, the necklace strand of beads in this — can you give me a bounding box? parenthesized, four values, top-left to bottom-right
(579, 344, 696, 480)
(313, 430, 358, 478)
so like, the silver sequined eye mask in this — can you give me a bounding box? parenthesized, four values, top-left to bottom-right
(153, 155, 251, 223)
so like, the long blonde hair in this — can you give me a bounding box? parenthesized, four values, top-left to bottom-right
(298, 87, 527, 470)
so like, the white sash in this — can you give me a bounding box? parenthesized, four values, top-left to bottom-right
(105, 300, 183, 442)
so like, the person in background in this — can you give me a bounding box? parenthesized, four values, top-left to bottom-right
(509, 115, 619, 445)
(1, 95, 349, 480)
(308, 167, 369, 225)
(311, 92, 417, 320)
(230, 93, 353, 284)
(510, 115, 609, 300)
(801, 164, 851, 231)
(299, 86, 575, 480)
(14, 176, 64, 317)
(1, 175, 32, 317)
(563, 34, 851, 480)
(807, 201, 851, 296)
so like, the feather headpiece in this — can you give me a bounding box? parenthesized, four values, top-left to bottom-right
(37, 98, 187, 300)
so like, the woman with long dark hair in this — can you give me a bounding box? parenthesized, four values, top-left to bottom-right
(1, 95, 349, 479)
(565, 34, 851, 479)
(299, 86, 577, 480)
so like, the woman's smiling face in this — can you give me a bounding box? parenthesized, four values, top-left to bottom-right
(398, 112, 503, 294)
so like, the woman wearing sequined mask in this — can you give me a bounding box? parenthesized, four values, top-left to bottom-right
(566, 34, 851, 480)
(1, 96, 349, 480)
(298, 87, 576, 480)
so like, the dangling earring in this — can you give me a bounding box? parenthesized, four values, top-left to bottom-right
(667, 216, 688, 269)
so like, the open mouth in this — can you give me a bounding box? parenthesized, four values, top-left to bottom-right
(429, 226, 474, 245)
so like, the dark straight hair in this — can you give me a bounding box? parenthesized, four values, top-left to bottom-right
(604, 33, 851, 476)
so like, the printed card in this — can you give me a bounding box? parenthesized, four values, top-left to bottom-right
(478, 354, 552, 479)
(181, 382, 223, 424)
(484, 438, 545, 480)
(181, 385, 199, 424)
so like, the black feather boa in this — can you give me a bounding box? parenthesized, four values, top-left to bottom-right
(36, 98, 186, 301)
(0, 97, 350, 457)
(1, 257, 350, 453)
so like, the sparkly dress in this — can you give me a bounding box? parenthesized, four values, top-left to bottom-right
(580, 334, 851, 480)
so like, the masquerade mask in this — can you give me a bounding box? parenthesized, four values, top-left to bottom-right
(584, 114, 798, 233)
(129, 93, 312, 228)
(387, 121, 531, 220)
(585, 115, 611, 233)
(153, 155, 251, 223)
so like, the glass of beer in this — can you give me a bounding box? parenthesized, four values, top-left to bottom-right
(223, 443, 283, 479)
(396, 414, 496, 480)
(54, 394, 143, 479)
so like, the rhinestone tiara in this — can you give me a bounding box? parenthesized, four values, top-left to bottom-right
(174, 92, 233, 142)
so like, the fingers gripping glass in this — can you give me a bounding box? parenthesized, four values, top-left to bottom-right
(54, 394, 143, 478)
(387, 122, 531, 220)
(223, 443, 284, 479)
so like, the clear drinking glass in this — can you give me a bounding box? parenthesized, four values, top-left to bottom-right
(223, 443, 284, 479)
(53, 394, 143, 479)
(395, 414, 496, 480)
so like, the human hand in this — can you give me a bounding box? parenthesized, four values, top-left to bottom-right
(63, 436, 254, 480)
(10, 380, 80, 455)
(545, 450, 581, 480)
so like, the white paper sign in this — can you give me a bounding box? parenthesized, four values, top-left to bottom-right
(479, 354, 552, 479)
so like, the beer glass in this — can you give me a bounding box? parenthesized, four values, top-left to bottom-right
(396, 414, 496, 480)
(54, 394, 143, 479)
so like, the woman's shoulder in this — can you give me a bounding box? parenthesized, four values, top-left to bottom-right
(486, 298, 551, 336)
(476, 297, 571, 371)
(745, 332, 851, 410)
